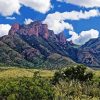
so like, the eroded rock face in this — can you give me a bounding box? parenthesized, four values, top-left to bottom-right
(7, 22, 100, 68)
(57, 32, 67, 44)
(16, 21, 50, 39)
(0, 21, 78, 68)
(9, 21, 68, 44)
(9, 23, 20, 35)
(40, 24, 49, 39)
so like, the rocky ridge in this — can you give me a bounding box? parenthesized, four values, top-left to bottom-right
(0, 21, 76, 69)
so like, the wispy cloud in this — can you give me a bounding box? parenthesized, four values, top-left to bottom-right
(44, 9, 100, 21)
(58, 0, 100, 8)
(24, 18, 33, 24)
(6, 17, 16, 20)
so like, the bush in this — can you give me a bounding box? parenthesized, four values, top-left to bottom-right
(0, 75, 54, 100)
(52, 65, 93, 84)
(52, 65, 100, 99)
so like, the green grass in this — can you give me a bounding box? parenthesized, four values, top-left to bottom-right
(94, 70, 100, 77)
(0, 66, 100, 79)
(0, 67, 55, 79)
(0, 66, 100, 100)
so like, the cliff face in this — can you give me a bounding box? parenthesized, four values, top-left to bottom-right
(9, 22, 48, 38)
(57, 32, 67, 44)
(0, 21, 76, 69)
(9, 21, 69, 44)
(9, 23, 20, 35)
(1, 21, 100, 68)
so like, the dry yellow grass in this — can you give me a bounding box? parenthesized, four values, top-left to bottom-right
(93, 70, 100, 81)
(0, 67, 99, 80)
(0, 67, 55, 79)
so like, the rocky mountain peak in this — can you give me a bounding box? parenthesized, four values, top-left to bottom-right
(0, 21, 77, 68)
(8, 21, 68, 43)
(9, 23, 20, 35)
(0, 21, 100, 68)
(8, 21, 50, 40)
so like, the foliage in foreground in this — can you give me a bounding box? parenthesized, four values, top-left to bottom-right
(52, 65, 100, 100)
(0, 74, 54, 100)
(0, 65, 100, 100)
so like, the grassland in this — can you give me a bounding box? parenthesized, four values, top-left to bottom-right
(0, 66, 100, 79)
(0, 67, 55, 79)
(0, 66, 100, 100)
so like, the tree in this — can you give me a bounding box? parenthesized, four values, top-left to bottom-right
(52, 65, 93, 84)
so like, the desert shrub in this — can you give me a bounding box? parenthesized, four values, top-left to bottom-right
(52, 65, 100, 99)
(0, 74, 54, 100)
(64, 65, 93, 82)
(52, 65, 93, 84)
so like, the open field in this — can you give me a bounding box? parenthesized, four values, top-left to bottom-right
(0, 66, 100, 80)
(0, 66, 100, 100)
(0, 67, 55, 79)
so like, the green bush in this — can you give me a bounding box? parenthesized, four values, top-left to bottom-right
(52, 65, 100, 99)
(0, 75, 54, 100)
(52, 65, 93, 84)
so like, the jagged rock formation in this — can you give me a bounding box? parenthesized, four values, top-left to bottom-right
(1, 21, 100, 68)
(0, 21, 77, 69)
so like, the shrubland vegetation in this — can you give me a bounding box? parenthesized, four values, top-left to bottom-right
(52, 65, 100, 100)
(0, 64, 100, 100)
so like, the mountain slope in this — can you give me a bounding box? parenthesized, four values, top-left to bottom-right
(1, 21, 100, 68)
(77, 38, 100, 68)
(0, 40, 34, 67)
(0, 21, 76, 69)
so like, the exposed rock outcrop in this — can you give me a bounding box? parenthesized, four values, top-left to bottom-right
(0, 21, 76, 68)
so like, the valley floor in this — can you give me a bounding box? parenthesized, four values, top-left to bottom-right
(0, 67, 55, 79)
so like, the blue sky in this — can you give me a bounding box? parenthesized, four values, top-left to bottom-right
(0, 0, 100, 45)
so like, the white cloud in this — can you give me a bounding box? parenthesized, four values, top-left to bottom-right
(24, 18, 33, 24)
(20, 0, 51, 14)
(68, 29, 99, 45)
(43, 9, 100, 34)
(0, 0, 51, 17)
(0, 24, 11, 37)
(44, 10, 100, 21)
(0, 0, 20, 16)
(6, 17, 16, 20)
(58, 0, 100, 8)
(43, 19, 73, 34)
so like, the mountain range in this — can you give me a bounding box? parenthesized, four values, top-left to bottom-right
(0, 21, 100, 68)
